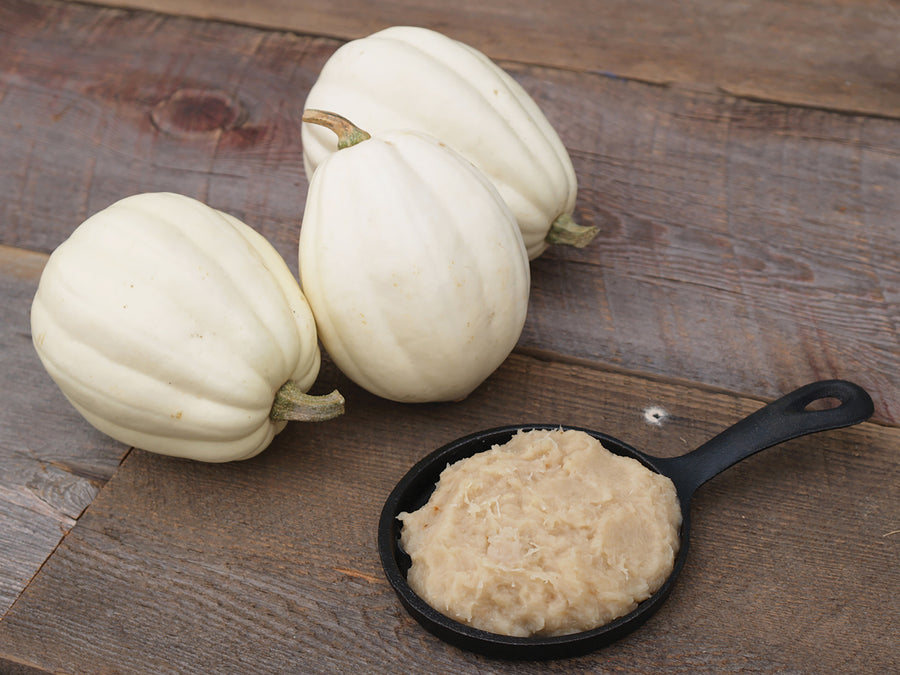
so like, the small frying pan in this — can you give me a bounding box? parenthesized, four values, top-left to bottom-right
(378, 380, 873, 660)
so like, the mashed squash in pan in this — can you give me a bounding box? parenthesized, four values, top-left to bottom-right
(398, 428, 681, 637)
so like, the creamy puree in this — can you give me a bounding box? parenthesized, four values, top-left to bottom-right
(398, 428, 682, 637)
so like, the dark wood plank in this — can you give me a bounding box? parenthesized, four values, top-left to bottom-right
(3, 0, 898, 424)
(1, 354, 897, 673)
(0, 0, 332, 257)
(528, 71, 900, 425)
(69, 0, 900, 119)
(0, 246, 127, 616)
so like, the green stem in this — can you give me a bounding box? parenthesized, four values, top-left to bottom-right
(302, 109, 371, 149)
(270, 381, 345, 422)
(545, 213, 599, 248)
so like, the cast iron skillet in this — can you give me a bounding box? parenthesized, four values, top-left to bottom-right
(378, 380, 874, 660)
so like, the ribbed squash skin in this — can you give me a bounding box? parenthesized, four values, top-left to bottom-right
(301, 26, 578, 259)
(299, 129, 530, 403)
(31, 193, 321, 462)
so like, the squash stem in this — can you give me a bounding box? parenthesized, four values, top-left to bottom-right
(270, 381, 345, 422)
(545, 213, 599, 248)
(302, 109, 371, 149)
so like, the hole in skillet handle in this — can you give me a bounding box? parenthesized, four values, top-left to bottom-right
(377, 424, 687, 660)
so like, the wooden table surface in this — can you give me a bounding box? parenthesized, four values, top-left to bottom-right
(1, 0, 898, 672)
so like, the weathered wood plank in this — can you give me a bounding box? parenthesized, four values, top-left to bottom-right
(1, 353, 897, 673)
(68, 0, 900, 119)
(529, 71, 900, 424)
(0, 246, 127, 617)
(0, 0, 331, 256)
(3, 0, 897, 424)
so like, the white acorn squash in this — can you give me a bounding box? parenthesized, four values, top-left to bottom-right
(31, 192, 343, 462)
(301, 25, 596, 259)
(299, 111, 531, 403)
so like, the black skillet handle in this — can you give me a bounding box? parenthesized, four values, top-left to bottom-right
(656, 380, 874, 499)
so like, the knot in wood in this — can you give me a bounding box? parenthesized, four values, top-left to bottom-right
(151, 88, 246, 137)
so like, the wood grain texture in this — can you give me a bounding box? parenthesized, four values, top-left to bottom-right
(529, 70, 900, 424)
(0, 246, 128, 616)
(0, 0, 330, 255)
(1, 2, 898, 671)
(69, 0, 900, 119)
(2, 0, 897, 423)
(1, 355, 897, 673)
